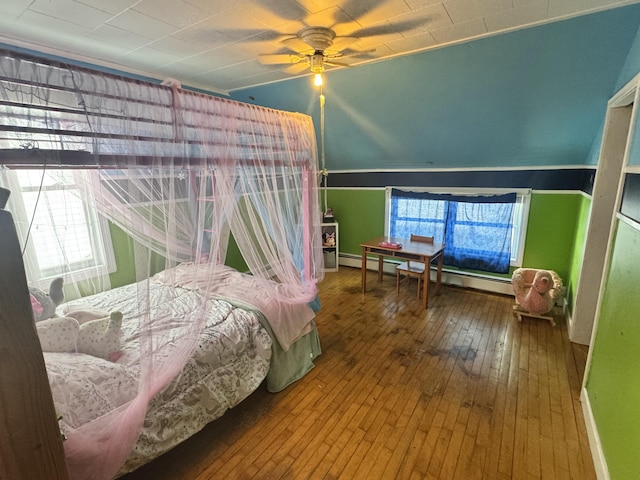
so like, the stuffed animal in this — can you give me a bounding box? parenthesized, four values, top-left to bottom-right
(60, 304, 111, 324)
(35, 311, 124, 362)
(322, 231, 336, 247)
(30, 277, 64, 322)
(36, 317, 80, 353)
(77, 311, 123, 362)
(512, 268, 564, 316)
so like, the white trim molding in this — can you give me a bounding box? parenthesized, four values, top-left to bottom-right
(565, 304, 575, 336)
(339, 254, 514, 296)
(330, 164, 598, 174)
(532, 189, 593, 198)
(581, 388, 610, 480)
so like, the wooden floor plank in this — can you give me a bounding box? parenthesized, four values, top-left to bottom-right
(122, 267, 596, 480)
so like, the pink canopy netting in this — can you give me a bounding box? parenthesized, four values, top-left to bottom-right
(0, 50, 324, 479)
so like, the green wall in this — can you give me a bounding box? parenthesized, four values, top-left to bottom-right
(108, 222, 137, 288)
(108, 222, 167, 288)
(108, 189, 587, 289)
(565, 195, 591, 309)
(522, 193, 584, 281)
(325, 188, 581, 282)
(325, 189, 386, 255)
(109, 221, 248, 288)
(225, 234, 249, 272)
(585, 219, 640, 479)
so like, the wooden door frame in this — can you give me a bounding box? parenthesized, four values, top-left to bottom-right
(570, 78, 638, 346)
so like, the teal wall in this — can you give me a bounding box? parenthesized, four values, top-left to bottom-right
(586, 18, 640, 166)
(629, 83, 640, 165)
(615, 21, 640, 92)
(231, 6, 640, 171)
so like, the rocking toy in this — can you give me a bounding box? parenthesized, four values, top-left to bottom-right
(511, 268, 564, 326)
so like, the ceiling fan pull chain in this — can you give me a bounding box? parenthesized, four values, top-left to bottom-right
(320, 89, 328, 215)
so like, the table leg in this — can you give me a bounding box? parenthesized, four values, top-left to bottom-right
(423, 262, 429, 309)
(378, 255, 383, 282)
(361, 247, 367, 293)
(436, 253, 443, 295)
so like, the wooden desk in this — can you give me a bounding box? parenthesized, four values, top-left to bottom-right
(360, 235, 445, 309)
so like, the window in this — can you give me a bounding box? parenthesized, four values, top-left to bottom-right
(386, 188, 530, 274)
(1, 169, 115, 289)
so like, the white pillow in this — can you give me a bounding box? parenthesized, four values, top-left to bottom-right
(36, 317, 80, 353)
(77, 311, 123, 361)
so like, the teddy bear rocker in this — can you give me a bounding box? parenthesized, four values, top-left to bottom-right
(511, 268, 564, 326)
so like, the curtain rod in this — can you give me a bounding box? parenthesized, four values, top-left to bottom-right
(0, 50, 311, 125)
(0, 123, 308, 148)
(0, 95, 305, 133)
(0, 149, 313, 169)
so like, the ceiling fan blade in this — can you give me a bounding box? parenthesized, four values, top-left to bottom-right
(254, 0, 309, 22)
(334, 0, 388, 25)
(324, 60, 353, 68)
(281, 36, 315, 55)
(325, 36, 358, 54)
(258, 54, 304, 65)
(217, 28, 283, 42)
(350, 17, 430, 39)
(283, 62, 311, 75)
(337, 48, 377, 60)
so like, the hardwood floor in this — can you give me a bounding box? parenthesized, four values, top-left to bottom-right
(122, 267, 595, 480)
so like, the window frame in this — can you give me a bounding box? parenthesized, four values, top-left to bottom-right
(6, 169, 116, 290)
(385, 187, 531, 268)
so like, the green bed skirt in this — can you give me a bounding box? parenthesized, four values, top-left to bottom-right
(260, 319, 322, 393)
(220, 297, 322, 393)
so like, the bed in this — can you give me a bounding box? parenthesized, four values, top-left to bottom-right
(43, 263, 320, 476)
(0, 48, 324, 480)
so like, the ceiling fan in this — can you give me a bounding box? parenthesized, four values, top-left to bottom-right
(258, 26, 373, 76)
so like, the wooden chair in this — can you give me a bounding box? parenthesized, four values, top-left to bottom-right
(396, 234, 434, 298)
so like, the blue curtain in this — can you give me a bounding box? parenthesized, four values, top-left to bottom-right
(390, 189, 516, 273)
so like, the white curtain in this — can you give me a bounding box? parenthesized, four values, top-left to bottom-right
(0, 50, 323, 479)
(0, 168, 112, 298)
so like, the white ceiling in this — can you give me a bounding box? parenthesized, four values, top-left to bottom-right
(0, 0, 638, 94)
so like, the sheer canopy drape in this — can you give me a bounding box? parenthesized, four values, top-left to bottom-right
(0, 50, 323, 479)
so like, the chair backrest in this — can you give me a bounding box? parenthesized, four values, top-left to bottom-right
(410, 233, 434, 244)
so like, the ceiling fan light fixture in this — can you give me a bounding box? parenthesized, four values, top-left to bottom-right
(260, 25, 369, 79)
(310, 53, 325, 73)
(299, 27, 335, 51)
(313, 73, 323, 87)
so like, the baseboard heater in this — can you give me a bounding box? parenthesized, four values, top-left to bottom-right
(337, 253, 514, 296)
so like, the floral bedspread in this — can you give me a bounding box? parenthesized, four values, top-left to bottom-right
(45, 279, 272, 475)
